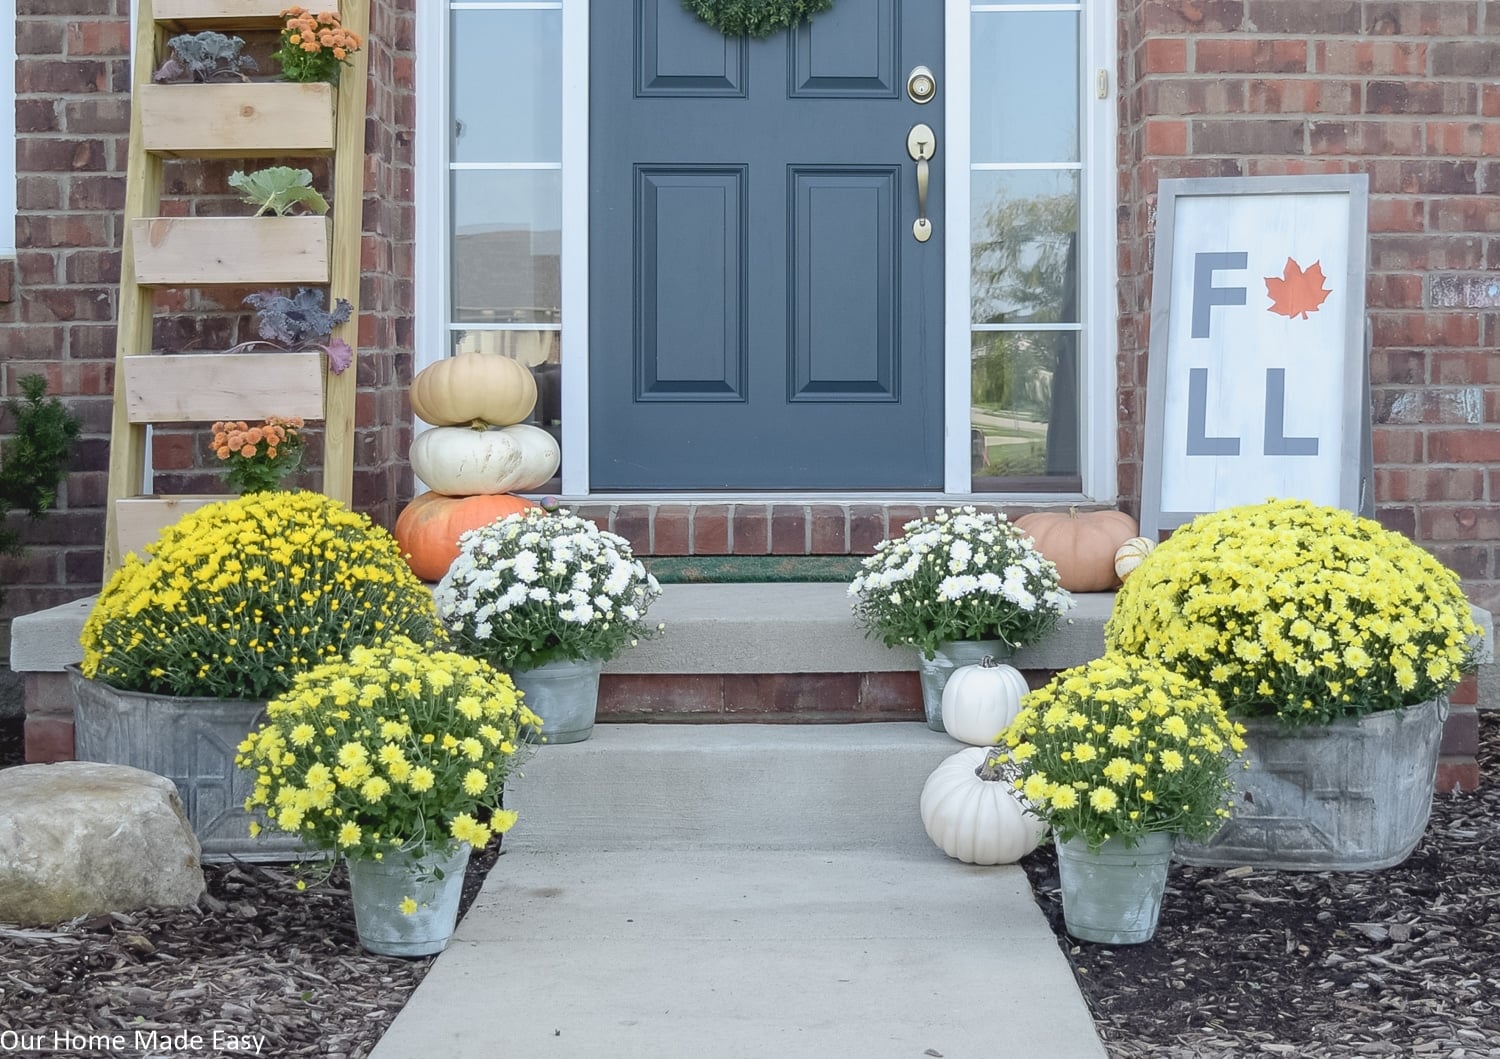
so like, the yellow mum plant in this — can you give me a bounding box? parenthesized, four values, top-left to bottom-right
(81, 491, 440, 700)
(1003, 653, 1246, 850)
(235, 636, 540, 859)
(1105, 499, 1480, 727)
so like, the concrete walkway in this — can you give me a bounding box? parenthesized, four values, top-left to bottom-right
(369, 724, 1107, 1059)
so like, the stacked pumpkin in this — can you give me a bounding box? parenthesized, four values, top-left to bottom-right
(394, 353, 560, 581)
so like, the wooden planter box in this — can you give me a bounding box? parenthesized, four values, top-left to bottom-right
(138, 82, 335, 157)
(155, 0, 332, 29)
(130, 214, 331, 286)
(114, 495, 234, 559)
(122, 351, 326, 423)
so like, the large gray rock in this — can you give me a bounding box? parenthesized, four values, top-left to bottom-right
(0, 762, 205, 927)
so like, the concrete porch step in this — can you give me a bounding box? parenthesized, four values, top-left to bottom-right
(506, 723, 966, 853)
(8, 584, 1116, 677)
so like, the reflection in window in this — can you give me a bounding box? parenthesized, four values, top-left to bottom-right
(970, 2, 1084, 492)
(970, 329, 1079, 484)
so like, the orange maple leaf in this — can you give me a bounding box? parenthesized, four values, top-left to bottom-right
(1265, 257, 1332, 320)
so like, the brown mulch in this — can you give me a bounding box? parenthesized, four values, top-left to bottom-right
(3, 713, 1500, 1057)
(1022, 709, 1500, 1058)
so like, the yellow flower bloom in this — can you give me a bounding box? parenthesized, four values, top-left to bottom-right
(1088, 787, 1118, 812)
(399, 896, 418, 916)
(463, 769, 488, 797)
(450, 813, 491, 847)
(338, 821, 361, 847)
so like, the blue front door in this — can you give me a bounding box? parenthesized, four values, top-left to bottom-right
(590, 1, 945, 490)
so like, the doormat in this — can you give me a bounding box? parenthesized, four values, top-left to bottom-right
(644, 555, 864, 584)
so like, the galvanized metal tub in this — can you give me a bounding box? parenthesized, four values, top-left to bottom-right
(68, 666, 302, 862)
(1175, 697, 1447, 871)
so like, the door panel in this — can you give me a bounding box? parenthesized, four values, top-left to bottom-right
(591, 0, 943, 489)
(790, 168, 898, 400)
(636, 167, 746, 400)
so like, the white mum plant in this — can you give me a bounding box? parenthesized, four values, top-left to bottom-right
(849, 506, 1073, 657)
(434, 508, 663, 671)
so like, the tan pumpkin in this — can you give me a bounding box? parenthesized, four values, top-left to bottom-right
(411, 352, 538, 428)
(393, 492, 535, 581)
(1014, 507, 1140, 592)
(1113, 536, 1157, 582)
(409, 424, 559, 496)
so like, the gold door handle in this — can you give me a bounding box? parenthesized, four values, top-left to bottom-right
(907, 123, 935, 243)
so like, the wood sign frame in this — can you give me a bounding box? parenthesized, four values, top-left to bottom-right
(1140, 174, 1371, 538)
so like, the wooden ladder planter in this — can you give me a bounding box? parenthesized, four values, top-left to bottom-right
(102, 0, 368, 573)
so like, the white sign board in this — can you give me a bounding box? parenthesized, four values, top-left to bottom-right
(1141, 175, 1370, 537)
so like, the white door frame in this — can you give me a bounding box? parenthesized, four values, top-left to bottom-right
(415, 1, 1117, 501)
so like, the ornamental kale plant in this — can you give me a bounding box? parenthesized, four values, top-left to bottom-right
(229, 287, 353, 374)
(1105, 498, 1480, 727)
(152, 32, 257, 83)
(228, 167, 330, 218)
(849, 506, 1074, 657)
(80, 492, 440, 700)
(434, 508, 663, 671)
(237, 636, 539, 860)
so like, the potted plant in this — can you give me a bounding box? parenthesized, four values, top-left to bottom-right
(74, 490, 441, 859)
(1105, 498, 1481, 870)
(1001, 653, 1246, 944)
(235, 635, 540, 956)
(130, 166, 333, 287)
(432, 507, 664, 743)
(210, 415, 305, 494)
(138, 21, 350, 155)
(847, 506, 1074, 730)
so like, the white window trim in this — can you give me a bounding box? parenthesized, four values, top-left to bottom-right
(4, 0, 20, 256)
(418, 1, 1117, 500)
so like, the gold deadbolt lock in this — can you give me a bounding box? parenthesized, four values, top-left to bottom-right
(906, 65, 936, 104)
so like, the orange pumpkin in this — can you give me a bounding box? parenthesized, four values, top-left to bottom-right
(1014, 508, 1140, 592)
(393, 492, 535, 582)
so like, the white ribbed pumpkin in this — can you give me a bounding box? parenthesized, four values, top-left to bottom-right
(919, 747, 1048, 865)
(1113, 536, 1157, 582)
(410, 424, 559, 496)
(941, 655, 1029, 746)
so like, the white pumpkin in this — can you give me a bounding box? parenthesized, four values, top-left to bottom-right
(919, 747, 1048, 865)
(410, 424, 560, 496)
(1113, 536, 1157, 582)
(941, 655, 1029, 746)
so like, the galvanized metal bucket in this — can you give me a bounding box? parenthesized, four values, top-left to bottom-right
(510, 657, 604, 744)
(68, 666, 301, 863)
(1175, 697, 1448, 872)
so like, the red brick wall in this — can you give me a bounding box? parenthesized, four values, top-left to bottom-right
(1117, 0, 1500, 615)
(0, 0, 415, 625)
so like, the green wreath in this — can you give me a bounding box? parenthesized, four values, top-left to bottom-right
(683, 0, 835, 38)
